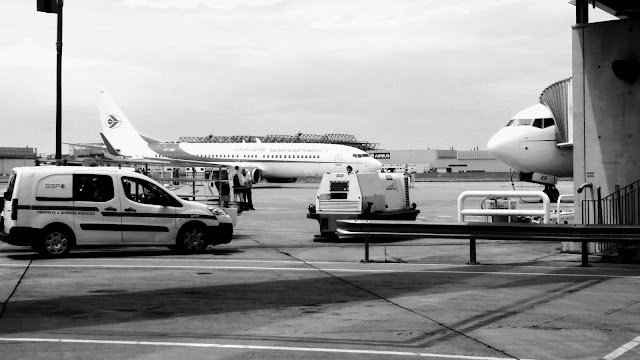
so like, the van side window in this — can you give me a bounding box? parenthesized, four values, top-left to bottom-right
(74, 175, 114, 202)
(122, 177, 180, 207)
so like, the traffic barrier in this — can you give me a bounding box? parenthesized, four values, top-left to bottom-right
(336, 219, 640, 266)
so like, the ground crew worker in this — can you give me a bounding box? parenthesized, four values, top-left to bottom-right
(242, 168, 254, 210)
(231, 166, 245, 202)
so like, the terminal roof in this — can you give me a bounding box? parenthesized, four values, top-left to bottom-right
(578, 0, 640, 19)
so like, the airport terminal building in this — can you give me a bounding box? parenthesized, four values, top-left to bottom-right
(0, 147, 38, 175)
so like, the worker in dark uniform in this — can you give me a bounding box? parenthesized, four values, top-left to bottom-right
(242, 168, 254, 210)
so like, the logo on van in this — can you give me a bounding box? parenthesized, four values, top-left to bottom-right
(45, 184, 65, 189)
(106, 114, 122, 129)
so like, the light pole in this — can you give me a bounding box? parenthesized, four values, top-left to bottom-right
(37, 0, 63, 163)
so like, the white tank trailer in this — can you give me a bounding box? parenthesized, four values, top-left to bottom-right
(307, 172, 419, 240)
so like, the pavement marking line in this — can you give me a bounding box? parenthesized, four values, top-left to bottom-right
(0, 337, 534, 360)
(41, 257, 640, 273)
(79, 258, 306, 264)
(0, 263, 640, 280)
(0, 264, 318, 271)
(602, 336, 640, 360)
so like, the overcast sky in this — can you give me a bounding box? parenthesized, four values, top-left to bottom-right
(1, 0, 616, 154)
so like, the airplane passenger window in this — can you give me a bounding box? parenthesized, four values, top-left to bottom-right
(543, 118, 555, 128)
(532, 119, 543, 128)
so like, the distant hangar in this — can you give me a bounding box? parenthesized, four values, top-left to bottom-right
(369, 149, 511, 174)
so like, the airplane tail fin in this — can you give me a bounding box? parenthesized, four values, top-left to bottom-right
(98, 88, 155, 159)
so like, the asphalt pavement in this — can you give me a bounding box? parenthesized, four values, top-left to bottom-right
(0, 181, 639, 360)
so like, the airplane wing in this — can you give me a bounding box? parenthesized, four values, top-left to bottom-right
(63, 142, 107, 151)
(135, 156, 267, 171)
(69, 139, 266, 170)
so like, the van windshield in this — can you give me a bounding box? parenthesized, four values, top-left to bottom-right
(4, 173, 16, 200)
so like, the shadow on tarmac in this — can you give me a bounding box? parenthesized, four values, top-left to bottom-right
(0, 260, 610, 351)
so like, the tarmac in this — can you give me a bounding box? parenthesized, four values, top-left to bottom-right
(0, 181, 639, 360)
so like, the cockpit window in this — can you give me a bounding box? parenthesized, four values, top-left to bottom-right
(543, 118, 555, 128)
(514, 119, 532, 126)
(362, 154, 369, 157)
(505, 119, 514, 127)
(532, 118, 543, 128)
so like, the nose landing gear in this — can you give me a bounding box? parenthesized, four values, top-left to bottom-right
(543, 185, 560, 203)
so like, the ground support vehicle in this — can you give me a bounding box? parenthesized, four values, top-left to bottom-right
(307, 172, 419, 240)
(0, 166, 233, 257)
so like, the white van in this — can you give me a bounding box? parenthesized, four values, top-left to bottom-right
(0, 166, 233, 257)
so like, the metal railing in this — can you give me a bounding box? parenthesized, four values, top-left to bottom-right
(582, 180, 640, 225)
(581, 181, 640, 255)
(336, 220, 640, 266)
(457, 191, 551, 224)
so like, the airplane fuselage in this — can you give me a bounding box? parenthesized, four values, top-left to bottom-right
(147, 142, 381, 178)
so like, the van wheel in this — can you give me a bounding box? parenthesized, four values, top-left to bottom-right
(34, 226, 74, 257)
(176, 223, 207, 253)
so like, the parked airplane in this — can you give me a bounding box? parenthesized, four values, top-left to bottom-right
(487, 103, 573, 202)
(98, 88, 382, 182)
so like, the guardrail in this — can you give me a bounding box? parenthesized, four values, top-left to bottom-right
(554, 194, 574, 224)
(457, 191, 551, 223)
(336, 220, 640, 266)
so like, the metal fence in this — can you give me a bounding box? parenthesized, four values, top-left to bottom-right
(582, 181, 640, 225)
(582, 181, 640, 255)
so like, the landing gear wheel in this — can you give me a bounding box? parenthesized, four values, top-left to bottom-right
(34, 227, 74, 257)
(544, 186, 560, 203)
(176, 223, 208, 254)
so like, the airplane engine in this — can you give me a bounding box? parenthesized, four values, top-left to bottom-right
(251, 168, 262, 184)
(265, 177, 297, 183)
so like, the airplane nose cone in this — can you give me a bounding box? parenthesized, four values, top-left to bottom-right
(487, 129, 520, 168)
(370, 158, 382, 171)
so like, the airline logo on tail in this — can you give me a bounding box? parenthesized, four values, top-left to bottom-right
(106, 115, 122, 129)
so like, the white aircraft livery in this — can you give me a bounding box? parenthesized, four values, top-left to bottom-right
(487, 103, 573, 201)
(98, 88, 382, 182)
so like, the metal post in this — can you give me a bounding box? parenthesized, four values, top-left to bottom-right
(597, 187, 603, 224)
(581, 241, 590, 267)
(576, 0, 589, 24)
(364, 233, 370, 263)
(468, 238, 478, 265)
(219, 167, 224, 206)
(192, 168, 196, 201)
(55, 0, 63, 162)
(615, 185, 621, 224)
